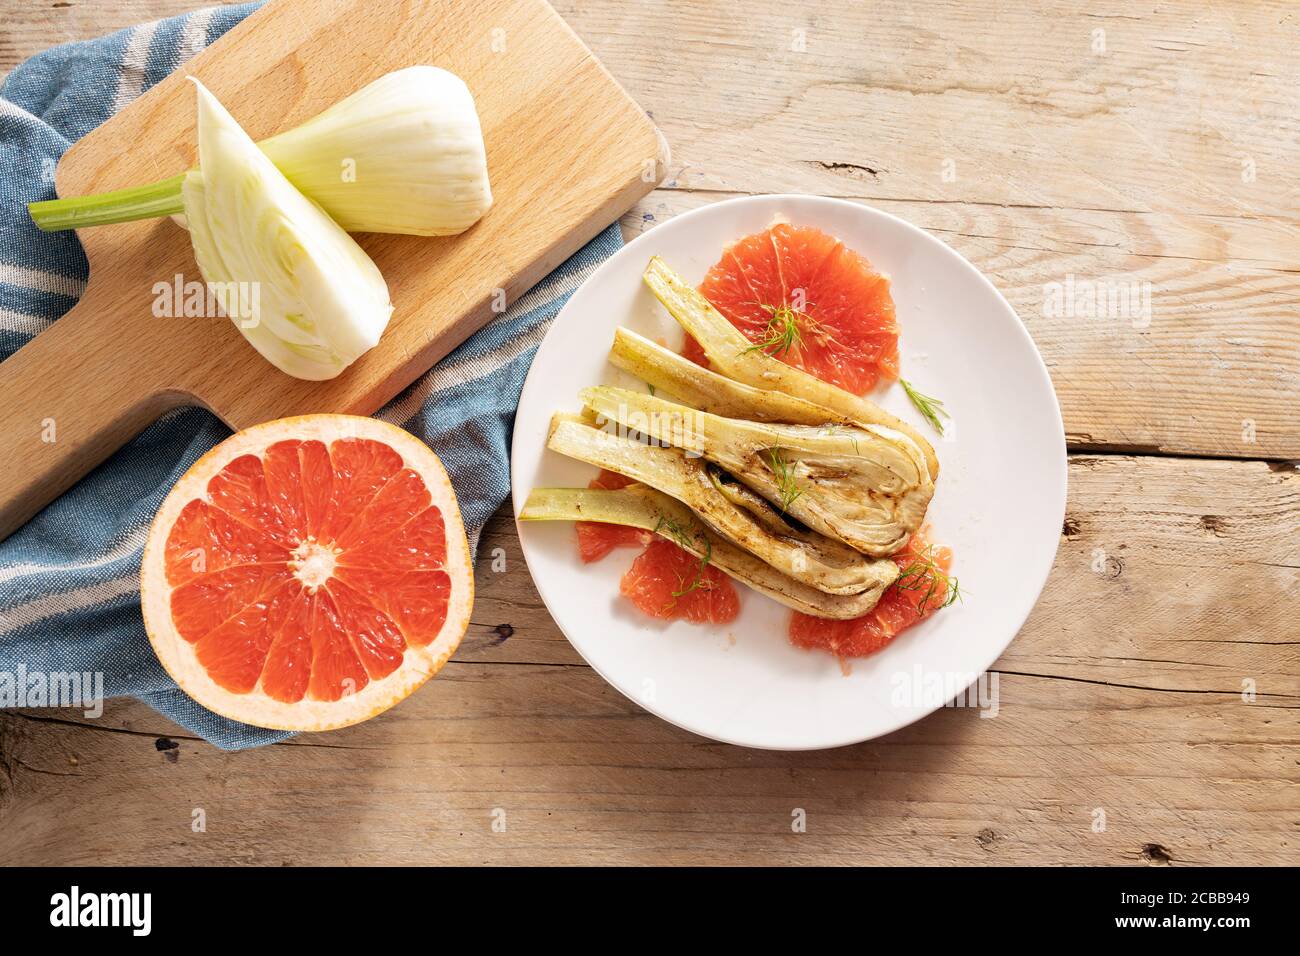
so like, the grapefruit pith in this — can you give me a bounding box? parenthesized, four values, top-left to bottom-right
(140, 414, 473, 731)
(686, 222, 900, 394)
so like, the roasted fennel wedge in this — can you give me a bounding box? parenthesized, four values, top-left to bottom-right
(521, 486, 897, 620)
(610, 327, 859, 426)
(642, 256, 940, 480)
(579, 386, 933, 558)
(547, 415, 898, 596)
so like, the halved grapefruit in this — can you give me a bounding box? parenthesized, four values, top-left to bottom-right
(685, 222, 900, 394)
(140, 414, 473, 731)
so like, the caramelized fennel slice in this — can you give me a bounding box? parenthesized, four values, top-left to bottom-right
(700, 466, 900, 578)
(579, 386, 933, 558)
(642, 256, 940, 480)
(609, 327, 857, 426)
(521, 486, 895, 620)
(546, 415, 898, 596)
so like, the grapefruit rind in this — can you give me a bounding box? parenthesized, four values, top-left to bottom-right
(140, 414, 473, 732)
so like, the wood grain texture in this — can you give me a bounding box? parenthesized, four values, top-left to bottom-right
(4, 0, 1295, 458)
(1, 0, 1298, 867)
(563, 0, 1300, 461)
(0, 457, 1296, 866)
(0, 0, 664, 539)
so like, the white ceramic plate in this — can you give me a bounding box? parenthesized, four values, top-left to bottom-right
(511, 194, 1065, 750)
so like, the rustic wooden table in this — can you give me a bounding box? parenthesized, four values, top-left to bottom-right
(1, 0, 1296, 866)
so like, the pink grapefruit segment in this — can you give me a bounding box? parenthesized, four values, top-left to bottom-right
(141, 415, 473, 732)
(620, 538, 740, 624)
(789, 528, 953, 659)
(575, 469, 652, 562)
(686, 222, 899, 394)
(571, 471, 739, 624)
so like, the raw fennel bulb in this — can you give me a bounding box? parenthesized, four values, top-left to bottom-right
(29, 67, 492, 237)
(182, 78, 392, 380)
(258, 66, 491, 236)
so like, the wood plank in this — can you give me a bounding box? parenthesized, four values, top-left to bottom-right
(0, 671, 1293, 866)
(2, 0, 1297, 870)
(618, 190, 1300, 460)
(574, 0, 1300, 460)
(4, 1, 1296, 459)
(2, 455, 1295, 866)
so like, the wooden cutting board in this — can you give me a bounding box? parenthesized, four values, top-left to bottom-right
(0, 0, 664, 541)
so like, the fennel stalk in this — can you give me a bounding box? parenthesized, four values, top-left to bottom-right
(181, 78, 392, 380)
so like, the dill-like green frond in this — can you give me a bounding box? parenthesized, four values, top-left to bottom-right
(899, 378, 951, 436)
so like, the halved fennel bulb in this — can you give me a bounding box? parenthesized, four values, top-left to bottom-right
(258, 66, 492, 236)
(182, 79, 393, 381)
(29, 66, 491, 237)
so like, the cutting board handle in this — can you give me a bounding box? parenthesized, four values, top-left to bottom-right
(0, 295, 186, 541)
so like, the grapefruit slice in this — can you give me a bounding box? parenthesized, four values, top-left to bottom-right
(620, 538, 740, 624)
(140, 415, 473, 731)
(575, 469, 652, 562)
(685, 222, 899, 394)
(789, 527, 953, 658)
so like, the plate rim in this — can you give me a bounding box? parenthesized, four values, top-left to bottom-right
(509, 192, 1067, 750)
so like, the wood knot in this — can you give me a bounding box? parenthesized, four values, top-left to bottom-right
(976, 827, 999, 850)
(1062, 516, 1081, 538)
(155, 737, 180, 763)
(1199, 514, 1227, 536)
(492, 623, 515, 644)
(1141, 843, 1173, 865)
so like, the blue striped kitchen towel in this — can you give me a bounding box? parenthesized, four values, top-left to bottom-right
(0, 3, 622, 749)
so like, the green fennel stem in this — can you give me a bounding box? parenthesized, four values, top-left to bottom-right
(28, 173, 186, 232)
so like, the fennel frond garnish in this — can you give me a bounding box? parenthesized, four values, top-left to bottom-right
(893, 545, 961, 616)
(743, 303, 817, 358)
(653, 514, 714, 598)
(899, 378, 950, 436)
(764, 446, 804, 512)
